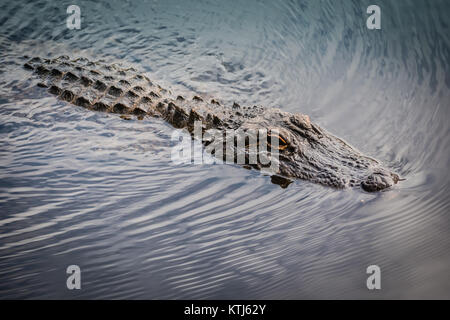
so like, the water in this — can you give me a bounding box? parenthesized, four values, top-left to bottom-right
(0, 0, 449, 299)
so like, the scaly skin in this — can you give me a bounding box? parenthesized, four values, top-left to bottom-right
(23, 55, 400, 191)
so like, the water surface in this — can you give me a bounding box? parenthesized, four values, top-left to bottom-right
(0, 0, 449, 299)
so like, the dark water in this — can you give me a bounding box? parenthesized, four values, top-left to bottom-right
(0, 0, 449, 299)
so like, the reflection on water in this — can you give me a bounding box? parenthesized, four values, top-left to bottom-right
(0, 0, 449, 299)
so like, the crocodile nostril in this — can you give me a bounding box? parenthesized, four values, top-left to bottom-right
(391, 173, 400, 183)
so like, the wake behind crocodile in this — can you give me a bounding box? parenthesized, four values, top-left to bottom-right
(23, 55, 400, 192)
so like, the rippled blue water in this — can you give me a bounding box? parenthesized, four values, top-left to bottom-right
(0, 0, 449, 299)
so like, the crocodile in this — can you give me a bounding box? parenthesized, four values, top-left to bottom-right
(23, 55, 400, 192)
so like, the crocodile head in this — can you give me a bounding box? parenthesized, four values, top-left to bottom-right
(236, 108, 400, 191)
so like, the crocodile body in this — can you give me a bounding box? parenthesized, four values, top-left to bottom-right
(23, 55, 399, 192)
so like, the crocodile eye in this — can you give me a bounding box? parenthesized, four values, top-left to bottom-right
(267, 133, 288, 150)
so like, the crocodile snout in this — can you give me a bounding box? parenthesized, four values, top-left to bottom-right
(361, 169, 400, 192)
